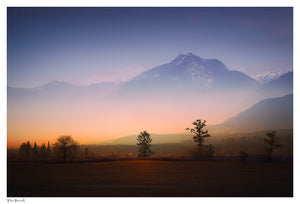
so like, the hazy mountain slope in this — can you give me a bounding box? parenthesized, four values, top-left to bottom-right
(209, 94, 293, 134)
(101, 133, 190, 145)
(8, 81, 119, 104)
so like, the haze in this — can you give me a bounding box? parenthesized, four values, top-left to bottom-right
(7, 8, 293, 148)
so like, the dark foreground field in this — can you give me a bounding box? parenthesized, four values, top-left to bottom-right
(7, 160, 293, 197)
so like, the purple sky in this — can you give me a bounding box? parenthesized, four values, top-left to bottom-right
(7, 7, 293, 88)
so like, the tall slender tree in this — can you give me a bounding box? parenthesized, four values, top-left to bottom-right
(47, 141, 51, 158)
(32, 142, 39, 159)
(264, 131, 282, 162)
(26, 141, 31, 158)
(186, 119, 214, 160)
(137, 131, 153, 159)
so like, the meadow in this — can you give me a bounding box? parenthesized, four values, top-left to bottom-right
(7, 160, 292, 197)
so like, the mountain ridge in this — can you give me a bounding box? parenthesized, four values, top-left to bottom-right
(253, 71, 289, 85)
(8, 54, 292, 94)
(257, 71, 293, 98)
(209, 93, 293, 134)
(120, 53, 260, 94)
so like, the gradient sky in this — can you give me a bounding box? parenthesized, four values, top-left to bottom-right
(7, 7, 293, 88)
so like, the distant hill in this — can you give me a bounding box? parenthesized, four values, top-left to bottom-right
(209, 94, 293, 134)
(101, 133, 189, 145)
(7, 81, 119, 104)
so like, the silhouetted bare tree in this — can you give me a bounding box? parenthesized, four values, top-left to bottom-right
(264, 131, 282, 162)
(137, 131, 153, 159)
(186, 119, 214, 160)
(53, 136, 79, 162)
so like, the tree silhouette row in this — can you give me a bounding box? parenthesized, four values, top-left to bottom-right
(16, 119, 283, 162)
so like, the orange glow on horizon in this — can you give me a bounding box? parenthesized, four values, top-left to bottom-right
(7, 91, 259, 148)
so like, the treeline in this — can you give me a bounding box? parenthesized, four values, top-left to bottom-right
(8, 136, 137, 162)
(211, 130, 293, 157)
(7, 121, 293, 162)
(18, 141, 51, 160)
(8, 134, 292, 162)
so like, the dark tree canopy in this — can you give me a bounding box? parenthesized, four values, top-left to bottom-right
(19, 141, 31, 160)
(137, 131, 153, 159)
(53, 135, 79, 162)
(40, 143, 47, 159)
(19, 141, 52, 160)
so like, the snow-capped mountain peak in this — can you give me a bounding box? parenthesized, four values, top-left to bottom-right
(122, 53, 259, 93)
(253, 71, 289, 85)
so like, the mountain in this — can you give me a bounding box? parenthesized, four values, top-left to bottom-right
(9, 54, 291, 99)
(253, 71, 289, 85)
(257, 72, 293, 98)
(8, 80, 119, 102)
(36, 80, 76, 90)
(120, 53, 259, 94)
(7, 54, 293, 147)
(263, 71, 293, 91)
(8, 80, 77, 94)
(209, 94, 293, 134)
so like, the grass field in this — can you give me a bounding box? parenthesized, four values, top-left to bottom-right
(7, 160, 293, 197)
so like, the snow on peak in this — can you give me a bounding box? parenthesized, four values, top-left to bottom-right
(175, 55, 186, 65)
(253, 71, 288, 84)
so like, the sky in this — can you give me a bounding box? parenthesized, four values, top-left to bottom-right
(6, 7, 294, 147)
(7, 7, 293, 88)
